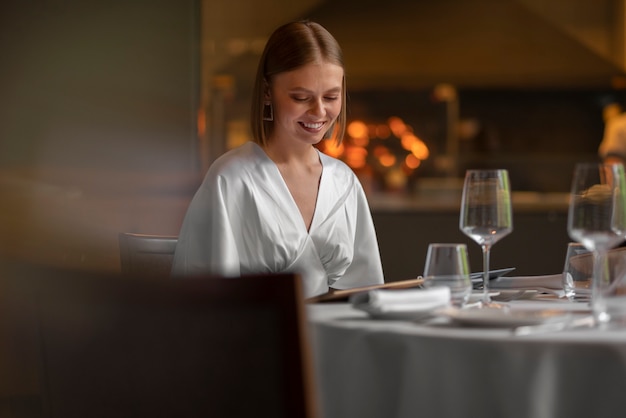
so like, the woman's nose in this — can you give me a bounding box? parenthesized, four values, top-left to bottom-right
(308, 99, 325, 117)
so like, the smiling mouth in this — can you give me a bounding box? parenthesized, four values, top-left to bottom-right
(300, 122, 325, 131)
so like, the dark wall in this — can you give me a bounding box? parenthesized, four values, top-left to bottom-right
(0, 0, 199, 170)
(0, 0, 200, 272)
(373, 208, 571, 281)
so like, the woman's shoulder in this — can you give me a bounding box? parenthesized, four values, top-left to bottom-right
(207, 142, 266, 178)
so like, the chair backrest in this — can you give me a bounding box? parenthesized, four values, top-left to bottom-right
(118, 232, 178, 278)
(4, 263, 316, 418)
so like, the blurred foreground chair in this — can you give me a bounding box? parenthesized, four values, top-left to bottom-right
(2, 263, 316, 418)
(118, 232, 178, 278)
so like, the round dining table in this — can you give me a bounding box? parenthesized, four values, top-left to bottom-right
(307, 301, 626, 418)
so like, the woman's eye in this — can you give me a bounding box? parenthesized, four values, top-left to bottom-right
(291, 95, 339, 102)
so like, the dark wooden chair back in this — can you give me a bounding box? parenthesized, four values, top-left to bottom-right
(118, 232, 178, 278)
(2, 264, 316, 418)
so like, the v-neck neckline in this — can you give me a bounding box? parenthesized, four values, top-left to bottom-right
(252, 142, 324, 234)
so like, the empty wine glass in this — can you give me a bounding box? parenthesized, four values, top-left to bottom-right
(423, 243, 472, 307)
(460, 169, 513, 307)
(567, 162, 626, 325)
(562, 242, 592, 302)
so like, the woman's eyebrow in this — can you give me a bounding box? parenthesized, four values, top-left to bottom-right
(289, 86, 342, 93)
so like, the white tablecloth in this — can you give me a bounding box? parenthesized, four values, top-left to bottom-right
(307, 302, 626, 418)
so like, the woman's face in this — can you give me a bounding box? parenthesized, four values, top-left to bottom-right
(268, 61, 343, 146)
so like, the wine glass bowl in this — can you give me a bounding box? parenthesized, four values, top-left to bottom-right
(567, 163, 626, 325)
(459, 169, 513, 306)
(423, 243, 472, 307)
(568, 176, 625, 252)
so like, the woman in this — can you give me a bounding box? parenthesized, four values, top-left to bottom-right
(171, 21, 384, 297)
(599, 102, 626, 164)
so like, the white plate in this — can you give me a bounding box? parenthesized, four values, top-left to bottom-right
(438, 307, 571, 328)
(364, 309, 441, 321)
(467, 289, 538, 304)
(352, 303, 449, 321)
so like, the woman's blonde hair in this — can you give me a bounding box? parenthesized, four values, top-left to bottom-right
(250, 21, 347, 147)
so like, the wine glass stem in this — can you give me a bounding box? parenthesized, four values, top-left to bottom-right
(592, 249, 609, 324)
(482, 244, 491, 304)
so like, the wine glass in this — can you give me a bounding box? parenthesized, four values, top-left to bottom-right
(562, 242, 592, 302)
(459, 169, 513, 307)
(423, 243, 472, 307)
(567, 163, 626, 325)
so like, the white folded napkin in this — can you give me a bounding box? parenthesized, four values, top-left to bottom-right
(350, 287, 451, 319)
(490, 274, 563, 290)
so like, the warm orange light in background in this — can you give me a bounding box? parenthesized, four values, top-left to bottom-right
(388, 116, 407, 137)
(379, 153, 396, 167)
(373, 145, 390, 158)
(316, 115, 430, 191)
(345, 146, 367, 169)
(347, 120, 368, 138)
(324, 140, 345, 158)
(405, 154, 421, 169)
(376, 124, 391, 139)
(348, 120, 370, 147)
(400, 133, 418, 151)
(411, 140, 429, 160)
(386, 167, 407, 190)
(352, 136, 369, 147)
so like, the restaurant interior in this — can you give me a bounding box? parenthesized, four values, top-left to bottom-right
(2, 0, 626, 416)
(2, 0, 625, 280)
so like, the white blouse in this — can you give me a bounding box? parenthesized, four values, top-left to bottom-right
(171, 141, 384, 297)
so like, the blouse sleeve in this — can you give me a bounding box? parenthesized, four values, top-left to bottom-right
(171, 174, 240, 278)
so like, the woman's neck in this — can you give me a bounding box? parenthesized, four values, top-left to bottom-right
(263, 137, 319, 167)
